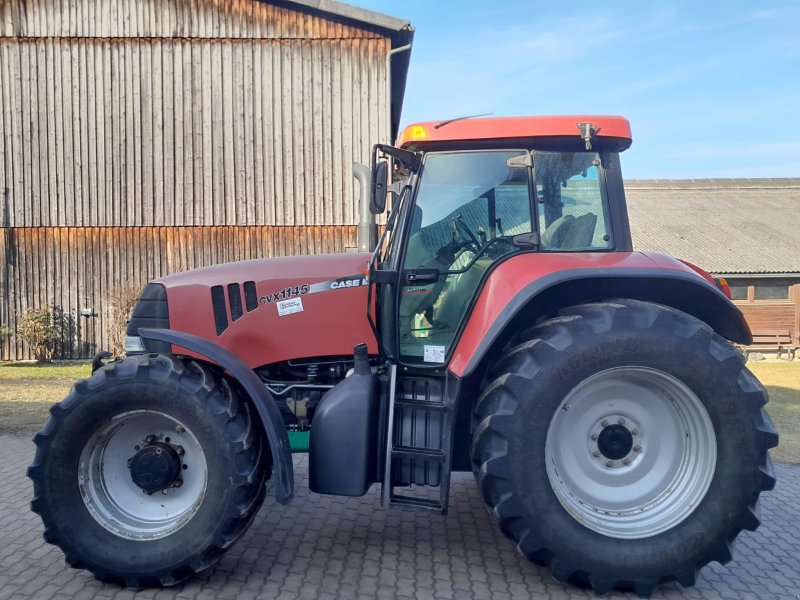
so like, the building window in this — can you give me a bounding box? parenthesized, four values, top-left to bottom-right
(727, 279, 795, 303)
(753, 283, 789, 301)
(729, 284, 748, 301)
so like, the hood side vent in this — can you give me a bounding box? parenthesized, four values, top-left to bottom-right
(211, 286, 228, 336)
(244, 281, 258, 312)
(228, 283, 244, 322)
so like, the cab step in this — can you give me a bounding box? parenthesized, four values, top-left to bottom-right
(381, 369, 454, 515)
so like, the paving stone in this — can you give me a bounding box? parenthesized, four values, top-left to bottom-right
(2, 434, 798, 600)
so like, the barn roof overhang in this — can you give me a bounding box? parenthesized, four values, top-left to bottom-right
(279, 0, 414, 141)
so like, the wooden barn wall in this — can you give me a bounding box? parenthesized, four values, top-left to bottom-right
(0, 225, 358, 359)
(0, 36, 389, 227)
(0, 0, 385, 40)
(0, 0, 394, 359)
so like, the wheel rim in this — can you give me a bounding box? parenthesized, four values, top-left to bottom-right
(78, 410, 208, 540)
(544, 367, 716, 539)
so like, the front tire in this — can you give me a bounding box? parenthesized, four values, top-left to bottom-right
(471, 300, 778, 596)
(28, 354, 270, 587)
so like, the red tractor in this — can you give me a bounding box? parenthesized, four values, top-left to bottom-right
(29, 116, 777, 596)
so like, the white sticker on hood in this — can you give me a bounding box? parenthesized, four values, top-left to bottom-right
(276, 297, 304, 316)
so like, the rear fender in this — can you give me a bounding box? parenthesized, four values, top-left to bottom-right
(139, 328, 294, 504)
(451, 268, 752, 379)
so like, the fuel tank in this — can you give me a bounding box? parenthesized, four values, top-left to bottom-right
(152, 253, 377, 368)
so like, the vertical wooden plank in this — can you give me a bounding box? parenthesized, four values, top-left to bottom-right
(86, 41, 99, 228)
(152, 39, 164, 226)
(140, 40, 153, 226)
(110, 40, 121, 226)
(189, 41, 202, 226)
(341, 41, 354, 226)
(71, 40, 85, 226)
(0, 43, 6, 228)
(321, 41, 333, 226)
(201, 42, 213, 225)
(280, 42, 293, 227)
(19, 41, 33, 227)
(330, 40, 343, 226)
(211, 41, 224, 224)
(311, 41, 324, 227)
(97, 41, 110, 226)
(125, 41, 137, 226)
(222, 40, 236, 225)
(45, 39, 58, 225)
(162, 40, 175, 225)
(302, 42, 314, 226)
(252, 41, 265, 226)
(242, 40, 255, 225)
(262, 41, 275, 226)
(173, 42, 185, 226)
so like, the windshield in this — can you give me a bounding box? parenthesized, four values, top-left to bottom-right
(404, 150, 532, 271)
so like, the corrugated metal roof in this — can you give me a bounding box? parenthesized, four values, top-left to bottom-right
(626, 178, 800, 275)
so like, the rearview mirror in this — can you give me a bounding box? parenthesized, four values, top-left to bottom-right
(370, 160, 388, 214)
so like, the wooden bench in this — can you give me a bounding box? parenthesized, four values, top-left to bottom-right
(744, 329, 797, 360)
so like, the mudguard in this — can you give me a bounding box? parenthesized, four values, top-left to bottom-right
(139, 328, 294, 504)
(450, 265, 752, 379)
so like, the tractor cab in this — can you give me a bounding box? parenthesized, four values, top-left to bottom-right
(368, 116, 633, 367)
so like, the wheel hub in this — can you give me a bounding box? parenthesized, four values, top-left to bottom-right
(597, 424, 634, 460)
(129, 441, 183, 494)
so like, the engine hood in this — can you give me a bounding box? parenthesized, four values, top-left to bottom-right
(155, 252, 377, 368)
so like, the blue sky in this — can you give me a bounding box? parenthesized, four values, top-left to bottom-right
(356, 1, 800, 179)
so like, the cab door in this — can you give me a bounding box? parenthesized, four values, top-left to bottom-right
(394, 150, 535, 366)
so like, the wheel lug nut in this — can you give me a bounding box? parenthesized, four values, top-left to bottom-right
(591, 433, 599, 441)
(631, 428, 640, 436)
(592, 450, 601, 457)
(623, 458, 631, 465)
(175, 425, 185, 434)
(601, 420, 609, 427)
(634, 445, 642, 452)
(606, 460, 614, 468)
(618, 418, 626, 426)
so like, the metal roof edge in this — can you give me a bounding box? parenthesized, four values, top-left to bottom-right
(281, 0, 412, 34)
(626, 178, 800, 190)
(711, 272, 800, 278)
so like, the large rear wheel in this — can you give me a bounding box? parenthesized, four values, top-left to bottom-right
(471, 300, 778, 596)
(28, 354, 270, 587)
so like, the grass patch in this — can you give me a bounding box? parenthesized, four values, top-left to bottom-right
(748, 361, 800, 465)
(0, 362, 91, 436)
(0, 360, 797, 464)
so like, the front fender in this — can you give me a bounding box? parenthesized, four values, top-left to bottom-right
(139, 328, 294, 504)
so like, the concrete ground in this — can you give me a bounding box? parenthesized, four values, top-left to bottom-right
(1, 433, 798, 600)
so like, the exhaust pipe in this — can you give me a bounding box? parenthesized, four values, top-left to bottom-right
(353, 163, 377, 252)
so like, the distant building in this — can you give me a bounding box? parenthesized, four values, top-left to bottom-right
(627, 178, 800, 347)
(0, 0, 413, 360)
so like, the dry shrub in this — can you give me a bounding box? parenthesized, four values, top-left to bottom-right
(106, 284, 142, 358)
(17, 306, 66, 362)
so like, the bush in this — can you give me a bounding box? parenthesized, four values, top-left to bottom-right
(106, 284, 141, 358)
(17, 306, 65, 362)
(0, 325, 12, 340)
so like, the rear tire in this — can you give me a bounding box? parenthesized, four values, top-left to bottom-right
(28, 354, 270, 587)
(471, 300, 778, 596)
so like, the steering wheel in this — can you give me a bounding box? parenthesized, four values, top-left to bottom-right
(451, 216, 481, 253)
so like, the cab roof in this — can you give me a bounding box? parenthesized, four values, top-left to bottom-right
(398, 115, 632, 152)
